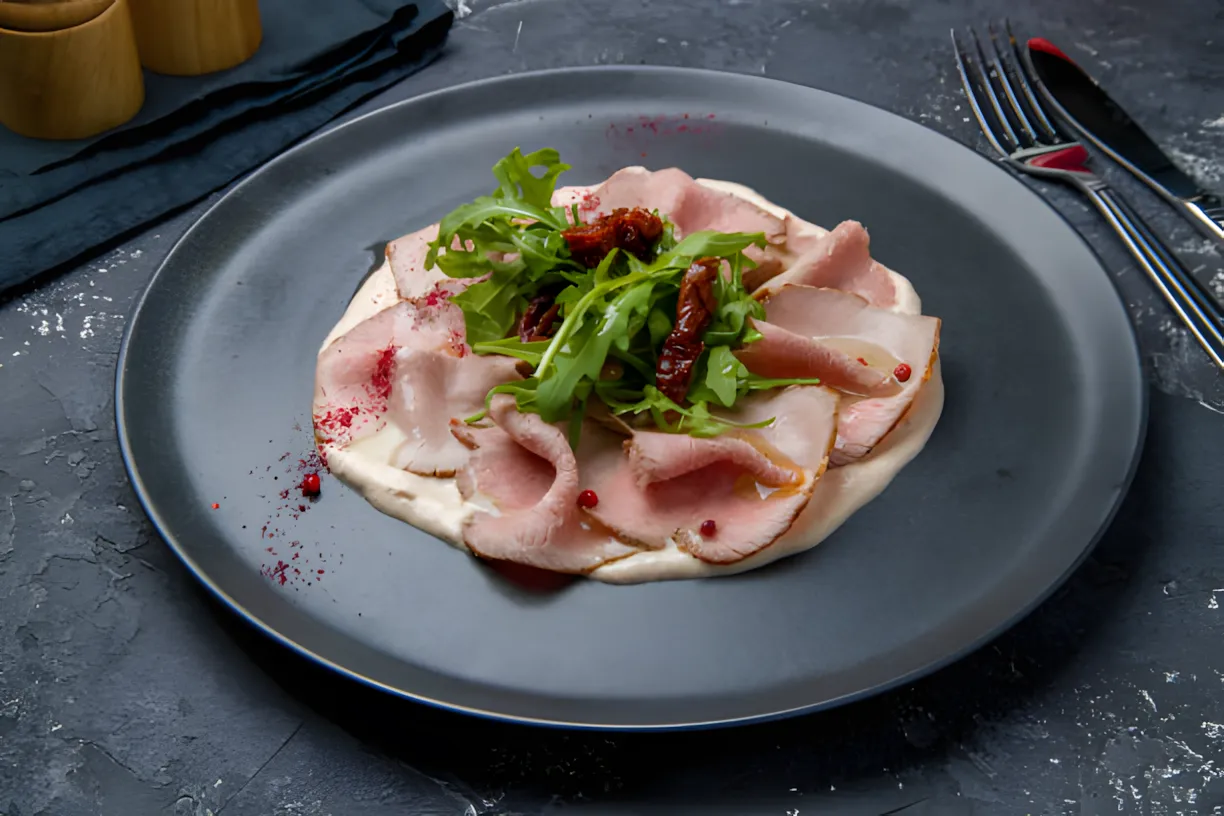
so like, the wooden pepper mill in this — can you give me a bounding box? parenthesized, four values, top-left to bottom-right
(127, 0, 261, 76)
(0, 0, 146, 139)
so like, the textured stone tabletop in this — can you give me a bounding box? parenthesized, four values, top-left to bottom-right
(2, 1, 1222, 814)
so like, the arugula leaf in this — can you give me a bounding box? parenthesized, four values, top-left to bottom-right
(703, 345, 742, 407)
(492, 148, 572, 209)
(449, 267, 527, 345)
(470, 338, 552, 364)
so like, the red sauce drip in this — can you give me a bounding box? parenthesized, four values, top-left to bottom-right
(700, 519, 717, 537)
(210, 503, 220, 510)
(857, 357, 868, 366)
(577, 489, 599, 509)
(894, 363, 912, 382)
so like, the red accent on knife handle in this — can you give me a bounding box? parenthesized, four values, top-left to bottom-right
(1027, 145, 1092, 174)
(1028, 37, 1071, 61)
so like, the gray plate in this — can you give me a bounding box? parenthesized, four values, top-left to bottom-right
(116, 67, 1145, 729)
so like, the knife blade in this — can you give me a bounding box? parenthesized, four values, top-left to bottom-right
(1024, 37, 1224, 244)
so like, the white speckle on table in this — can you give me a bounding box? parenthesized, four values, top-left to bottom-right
(1165, 671, 1180, 683)
(1209, 270, 1224, 301)
(1169, 147, 1224, 185)
(1202, 114, 1224, 129)
(1209, 589, 1222, 609)
(1140, 689, 1158, 712)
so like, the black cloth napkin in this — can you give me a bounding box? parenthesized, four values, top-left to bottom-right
(0, 0, 453, 293)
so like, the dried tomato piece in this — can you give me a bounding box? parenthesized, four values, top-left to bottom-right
(518, 293, 561, 341)
(656, 258, 720, 403)
(562, 207, 664, 268)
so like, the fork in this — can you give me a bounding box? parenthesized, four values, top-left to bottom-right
(952, 22, 1224, 371)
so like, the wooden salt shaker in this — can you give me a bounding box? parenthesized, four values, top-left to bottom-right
(0, 0, 146, 139)
(127, 0, 261, 76)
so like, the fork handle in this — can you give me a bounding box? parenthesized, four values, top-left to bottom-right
(1181, 195, 1224, 246)
(1085, 186, 1224, 370)
(1106, 191, 1224, 327)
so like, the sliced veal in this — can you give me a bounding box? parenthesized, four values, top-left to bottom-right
(753, 220, 897, 309)
(580, 167, 785, 245)
(735, 319, 902, 398)
(314, 296, 481, 457)
(581, 386, 839, 564)
(752, 284, 940, 465)
(385, 350, 521, 476)
(452, 396, 641, 573)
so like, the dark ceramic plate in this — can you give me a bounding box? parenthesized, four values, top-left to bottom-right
(117, 67, 1145, 729)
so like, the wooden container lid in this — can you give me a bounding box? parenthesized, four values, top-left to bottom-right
(0, 0, 145, 139)
(128, 0, 262, 76)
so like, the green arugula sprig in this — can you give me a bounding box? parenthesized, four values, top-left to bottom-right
(425, 147, 823, 445)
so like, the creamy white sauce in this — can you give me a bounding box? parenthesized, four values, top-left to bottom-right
(318, 180, 943, 583)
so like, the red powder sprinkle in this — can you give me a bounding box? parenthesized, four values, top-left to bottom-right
(857, 357, 868, 366)
(261, 560, 290, 585)
(211, 503, 220, 509)
(894, 363, 912, 382)
(369, 346, 397, 399)
(577, 489, 599, 509)
(317, 569, 325, 575)
(700, 519, 717, 537)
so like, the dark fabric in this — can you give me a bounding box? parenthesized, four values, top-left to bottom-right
(0, 0, 453, 292)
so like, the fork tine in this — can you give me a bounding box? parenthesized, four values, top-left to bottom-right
(1004, 19, 1064, 142)
(951, 29, 1009, 157)
(968, 27, 1021, 149)
(985, 22, 1040, 146)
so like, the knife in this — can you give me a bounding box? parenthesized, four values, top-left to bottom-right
(1024, 37, 1224, 245)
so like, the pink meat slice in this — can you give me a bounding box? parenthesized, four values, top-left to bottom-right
(453, 396, 640, 573)
(386, 350, 521, 476)
(386, 224, 445, 300)
(754, 220, 897, 309)
(314, 284, 483, 463)
(752, 284, 941, 464)
(387, 223, 490, 305)
(581, 167, 785, 246)
(581, 386, 838, 564)
(315, 300, 463, 448)
(735, 319, 901, 398)
(580, 167, 691, 221)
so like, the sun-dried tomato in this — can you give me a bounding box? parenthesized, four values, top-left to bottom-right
(656, 258, 720, 403)
(562, 207, 664, 268)
(518, 293, 561, 341)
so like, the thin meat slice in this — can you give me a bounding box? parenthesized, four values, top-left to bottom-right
(552, 184, 598, 221)
(582, 386, 838, 564)
(315, 300, 464, 449)
(386, 350, 521, 476)
(387, 223, 489, 305)
(754, 221, 897, 309)
(453, 396, 640, 573)
(754, 284, 941, 464)
(581, 167, 692, 221)
(386, 224, 445, 300)
(582, 167, 786, 245)
(735, 320, 901, 398)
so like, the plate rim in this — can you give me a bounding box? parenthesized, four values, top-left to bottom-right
(115, 65, 1148, 730)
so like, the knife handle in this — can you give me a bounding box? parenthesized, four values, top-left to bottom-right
(1181, 195, 1224, 246)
